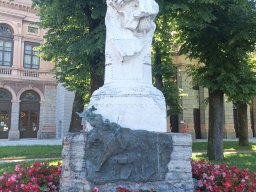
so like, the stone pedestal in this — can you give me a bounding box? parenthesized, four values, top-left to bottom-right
(60, 131, 193, 192)
(87, 84, 166, 132)
(8, 130, 20, 140)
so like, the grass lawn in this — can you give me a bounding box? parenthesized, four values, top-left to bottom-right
(192, 141, 256, 151)
(0, 142, 255, 176)
(192, 141, 256, 172)
(0, 145, 62, 159)
(192, 152, 256, 172)
(0, 145, 62, 175)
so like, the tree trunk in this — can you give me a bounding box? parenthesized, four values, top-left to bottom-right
(89, 54, 104, 94)
(237, 102, 249, 146)
(81, 5, 105, 94)
(69, 92, 84, 132)
(154, 46, 164, 91)
(207, 89, 224, 160)
(68, 5, 105, 132)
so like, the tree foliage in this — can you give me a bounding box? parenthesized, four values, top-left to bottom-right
(33, 0, 106, 99)
(32, 0, 106, 131)
(33, 0, 183, 127)
(172, 0, 256, 94)
(170, 0, 256, 159)
(152, 1, 181, 115)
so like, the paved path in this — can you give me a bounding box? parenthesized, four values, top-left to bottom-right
(0, 157, 60, 164)
(193, 138, 256, 143)
(0, 139, 62, 146)
(0, 137, 255, 146)
(193, 149, 256, 155)
(0, 138, 255, 164)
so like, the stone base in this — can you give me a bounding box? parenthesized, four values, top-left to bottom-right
(39, 132, 56, 139)
(94, 181, 192, 192)
(86, 84, 167, 132)
(60, 131, 194, 192)
(8, 130, 20, 140)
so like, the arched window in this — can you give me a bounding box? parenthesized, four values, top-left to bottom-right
(0, 24, 13, 67)
(0, 88, 11, 100)
(20, 90, 40, 102)
(0, 88, 12, 139)
(19, 90, 40, 138)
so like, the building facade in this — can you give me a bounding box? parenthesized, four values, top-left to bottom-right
(0, 0, 74, 140)
(173, 55, 255, 139)
(2, 0, 253, 140)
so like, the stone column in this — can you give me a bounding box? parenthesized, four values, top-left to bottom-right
(11, 36, 22, 77)
(199, 88, 209, 139)
(247, 105, 253, 138)
(251, 97, 256, 137)
(177, 65, 194, 136)
(39, 85, 57, 139)
(38, 103, 44, 139)
(223, 97, 235, 138)
(8, 101, 20, 140)
(17, 35, 23, 69)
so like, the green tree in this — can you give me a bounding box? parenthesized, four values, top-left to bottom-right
(153, 2, 182, 120)
(33, 0, 106, 131)
(171, 0, 256, 160)
(33, 0, 184, 132)
(226, 59, 256, 146)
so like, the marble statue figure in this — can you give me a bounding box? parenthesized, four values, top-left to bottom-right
(85, 0, 167, 132)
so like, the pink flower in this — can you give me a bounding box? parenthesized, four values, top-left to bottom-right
(214, 164, 220, 169)
(14, 165, 20, 172)
(192, 160, 256, 192)
(209, 175, 215, 181)
(198, 180, 204, 187)
(93, 186, 100, 192)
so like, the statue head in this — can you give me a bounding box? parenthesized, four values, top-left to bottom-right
(106, 0, 159, 37)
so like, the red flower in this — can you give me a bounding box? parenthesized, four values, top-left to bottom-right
(192, 160, 256, 192)
(0, 162, 61, 192)
(116, 187, 131, 192)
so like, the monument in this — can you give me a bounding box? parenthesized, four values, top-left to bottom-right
(85, 0, 166, 132)
(60, 0, 194, 191)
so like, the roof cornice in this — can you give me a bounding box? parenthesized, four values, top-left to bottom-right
(0, 0, 36, 14)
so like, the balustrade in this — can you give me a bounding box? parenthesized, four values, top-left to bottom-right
(0, 66, 55, 81)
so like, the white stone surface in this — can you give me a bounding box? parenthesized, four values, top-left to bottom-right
(87, 0, 167, 132)
(165, 133, 194, 191)
(56, 84, 75, 138)
(8, 101, 20, 140)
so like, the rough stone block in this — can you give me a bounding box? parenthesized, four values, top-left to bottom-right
(59, 131, 194, 192)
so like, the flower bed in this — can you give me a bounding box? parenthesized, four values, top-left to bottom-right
(1, 160, 256, 192)
(192, 160, 256, 192)
(0, 162, 61, 192)
(93, 187, 156, 192)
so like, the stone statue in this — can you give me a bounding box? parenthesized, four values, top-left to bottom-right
(81, 107, 172, 184)
(105, 0, 159, 83)
(84, 0, 167, 132)
(60, 1, 194, 191)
